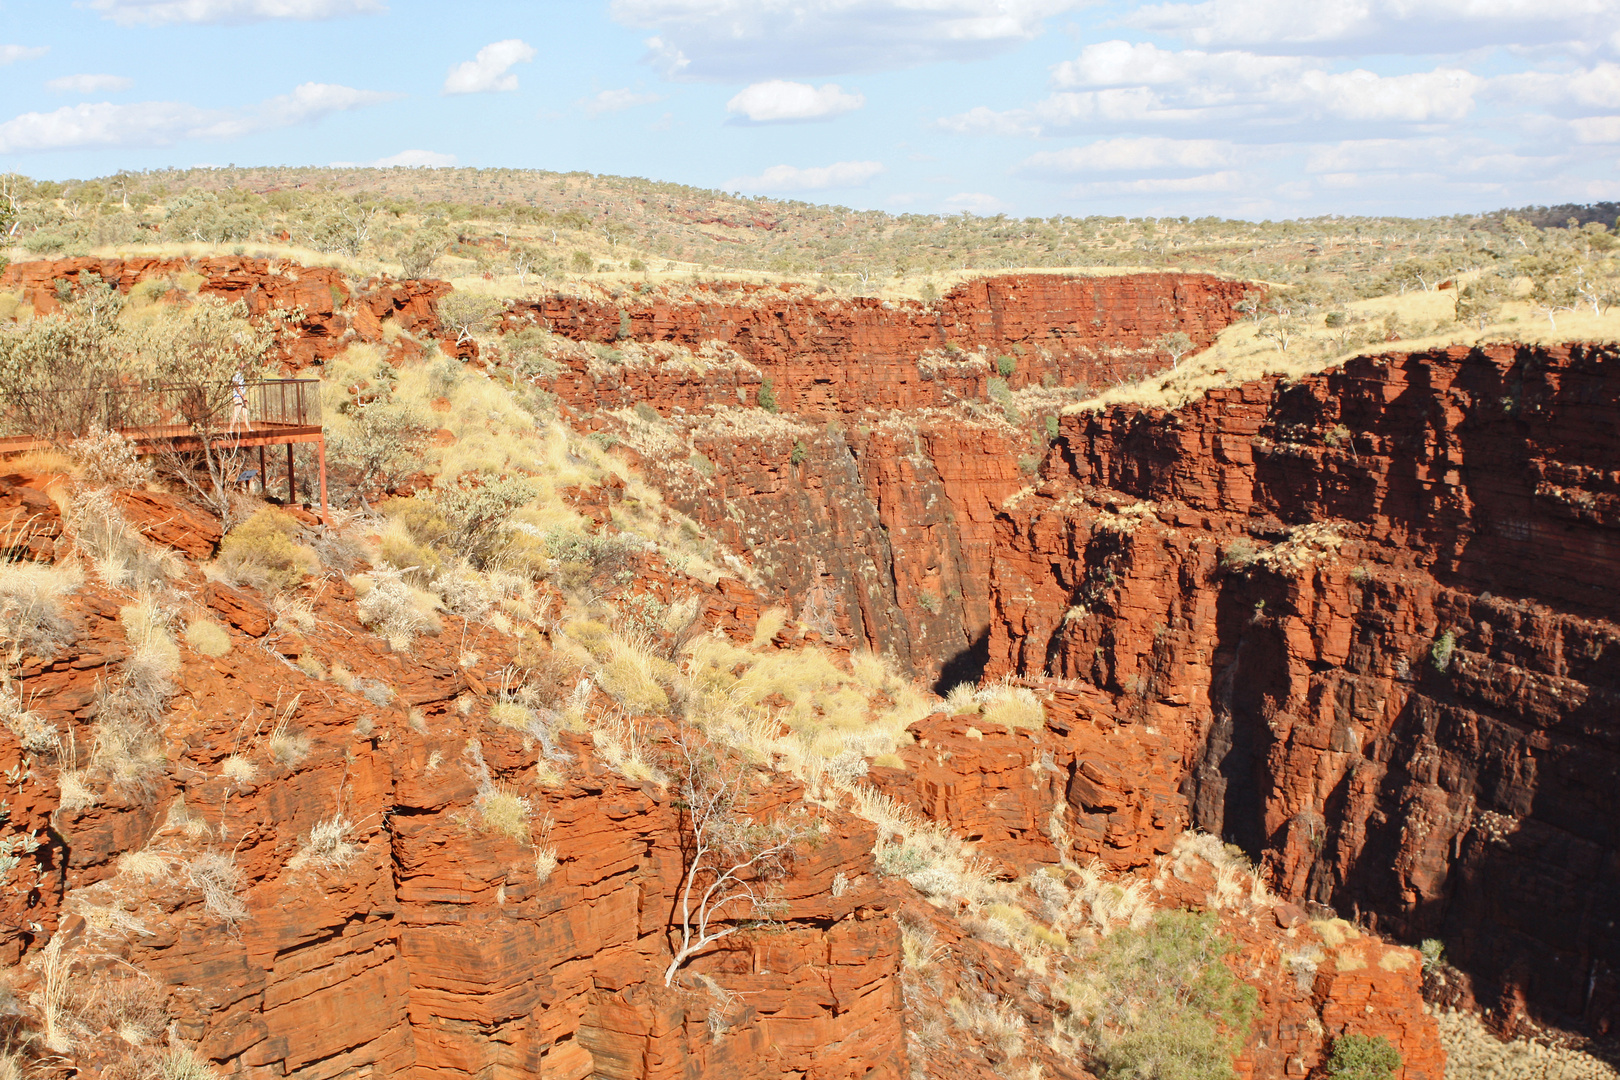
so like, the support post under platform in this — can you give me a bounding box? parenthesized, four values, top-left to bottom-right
(317, 436, 329, 525)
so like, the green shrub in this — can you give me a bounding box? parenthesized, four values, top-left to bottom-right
(1220, 539, 1259, 571)
(545, 527, 638, 602)
(425, 478, 536, 569)
(218, 509, 319, 593)
(1326, 1035, 1402, 1080)
(1430, 630, 1456, 672)
(790, 439, 808, 466)
(997, 354, 1016, 377)
(757, 378, 778, 413)
(1080, 910, 1258, 1080)
(1045, 414, 1060, 441)
(1419, 938, 1445, 972)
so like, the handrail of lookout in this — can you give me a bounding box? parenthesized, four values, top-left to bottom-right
(0, 377, 329, 523)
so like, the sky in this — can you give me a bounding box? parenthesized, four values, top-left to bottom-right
(0, 0, 1616, 220)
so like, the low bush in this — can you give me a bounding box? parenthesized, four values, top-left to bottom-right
(1069, 909, 1257, 1080)
(67, 428, 153, 488)
(546, 527, 638, 602)
(1430, 630, 1457, 672)
(1220, 538, 1260, 571)
(68, 488, 179, 590)
(156, 1043, 220, 1080)
(355, 567, 441, 652)
(0, 682, 55, 753)
(0, 559, 80, 666)
(1326, 1034, 1402, 1080)
(218, 508, 318, 593)
(979, 683, 1045, 729)
(596, 633, 674, 715)
(288, 815, 358, 872)
(185, 852, 247, 924)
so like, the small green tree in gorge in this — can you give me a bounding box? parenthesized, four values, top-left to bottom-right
(0, 275, 126, 440)
(1326, 1035, 1402, 1080)
(1073, 910, 1258, 1080)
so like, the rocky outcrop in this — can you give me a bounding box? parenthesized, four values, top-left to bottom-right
(518, 272, 1251, 415)
(986, 342, 1620, 1033)
(9, 551, 907, 1080)
(534, 272, 1250, 679)
(0, 256, 453, 367)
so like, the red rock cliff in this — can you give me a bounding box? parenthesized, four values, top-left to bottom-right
(0, 256, 453, 367)
(986, 342, 1620, 1033)
(530, 272, 1249, 680)
(517, 272, 1250, 414)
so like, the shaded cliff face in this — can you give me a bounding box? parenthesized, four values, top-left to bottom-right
(533, 272, 1250, 680)
(986, 343, 1620, 1032)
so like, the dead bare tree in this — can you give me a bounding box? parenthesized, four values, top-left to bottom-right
(664, 735, 809, 986)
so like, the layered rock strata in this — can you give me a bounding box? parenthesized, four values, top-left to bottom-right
(0, 256, 452, 367)
(529, 272, 1250, 679)
(986, 343, 1620, 1032)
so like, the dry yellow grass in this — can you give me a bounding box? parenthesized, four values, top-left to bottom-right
(1070, 286, 1620, 415)
(183, 618, 231, 658)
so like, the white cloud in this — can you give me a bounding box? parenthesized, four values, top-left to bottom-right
(1292, 67, 1481, 122)
(727, 159, 885, 191)
(1304, 137, 1556, 177)
(88, 0, 384, 26)
(372, 148, 455, 167)
(942, 42, 1481, 136)
(580, 88, 665, 115)
(1065, 171, 1246, 195)
(943, 191, 1008, 213)
(0, 81, 396, 152)
(940, 87, 1206, 135)
(1051, 39, 1300, 88)
(612, 0, 1093, 79)
(47, 74, 134, 94)
(1571, 116, 1620, 143)
(0, 46, 48, 65)
(1018, 137, 1239, 177)
(726, 80, 864, 122)
(443, 39, 536, 95)
(1127, 0, 1618, 51)
(1493, 63, 1620, 111)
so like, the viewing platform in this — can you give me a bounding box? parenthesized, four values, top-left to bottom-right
(0, 378, 329, 520)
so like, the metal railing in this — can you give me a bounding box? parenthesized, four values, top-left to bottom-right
(0, 378, 321, 441)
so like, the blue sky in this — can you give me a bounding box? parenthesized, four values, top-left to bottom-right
(0, 0, 1616, 219)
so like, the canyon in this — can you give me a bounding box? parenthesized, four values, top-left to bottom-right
(0, 254, 1611, 1079)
